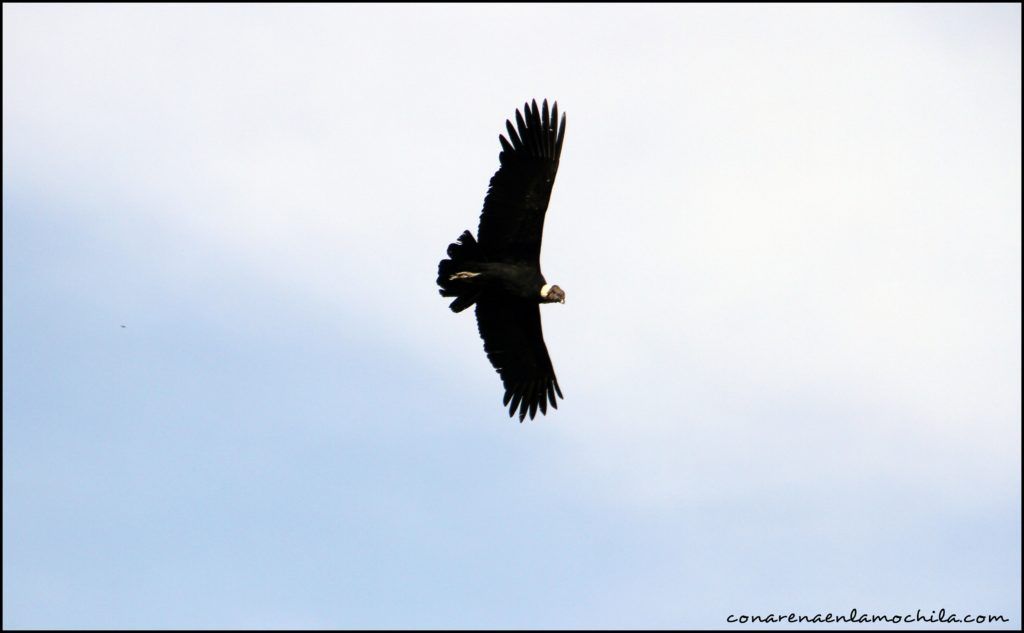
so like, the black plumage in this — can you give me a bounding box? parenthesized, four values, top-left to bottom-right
(437, 99, 567, 421)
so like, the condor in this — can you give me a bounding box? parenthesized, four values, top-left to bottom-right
(437, 99, 567, 422)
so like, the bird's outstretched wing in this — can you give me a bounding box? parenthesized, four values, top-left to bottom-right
(477, 99, 566, 264)
(475, 297, 563, 421)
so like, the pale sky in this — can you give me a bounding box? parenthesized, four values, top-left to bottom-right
(3, 3, 1021, 629)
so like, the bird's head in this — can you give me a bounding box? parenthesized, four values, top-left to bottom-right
(541, 284, 566, 304)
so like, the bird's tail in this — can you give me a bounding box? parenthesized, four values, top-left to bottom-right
(437, 230, 482, 313)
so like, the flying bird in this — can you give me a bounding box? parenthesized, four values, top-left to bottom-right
(437, 99, 567, 421)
